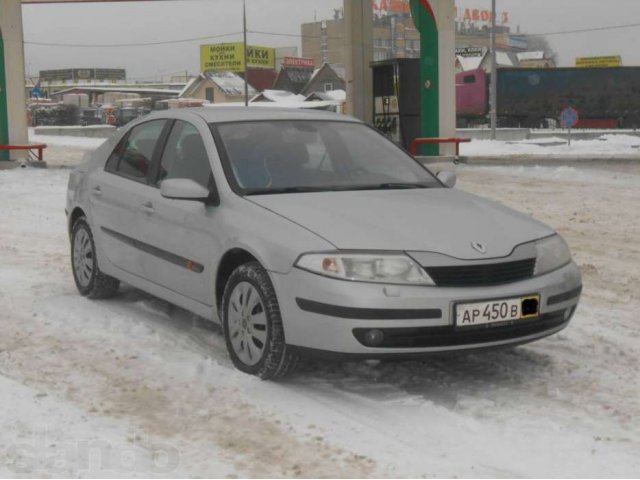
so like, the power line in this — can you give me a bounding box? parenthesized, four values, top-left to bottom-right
(24, 21, 640, 49)
(25, 31, 242, 48)
(248, 29, 344, 40)
(526, 22, 640, 37)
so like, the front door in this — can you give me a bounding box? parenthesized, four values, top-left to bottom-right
(137, 120, 221, 306)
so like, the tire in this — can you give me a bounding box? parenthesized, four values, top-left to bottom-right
(221, 261, 299, 379)
(71, 217, 119, 299)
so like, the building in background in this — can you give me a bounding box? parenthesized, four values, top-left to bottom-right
(273, 66, 315, 94)
(517, 51, 556, 69)
(179, 71, 257, 104)
(302, 1, 532, 72)
(275, 46, 299, 71)
(301, 63, 346, 95)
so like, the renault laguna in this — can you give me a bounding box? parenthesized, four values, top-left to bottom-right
(66, 107, 582, 379)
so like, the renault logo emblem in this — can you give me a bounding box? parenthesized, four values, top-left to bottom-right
(471, 241, 487, 254)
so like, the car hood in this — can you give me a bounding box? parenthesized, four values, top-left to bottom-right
(248, 188, 554, 260)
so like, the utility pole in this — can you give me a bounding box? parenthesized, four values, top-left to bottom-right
(243, 0, 249, 107)
(490, 0, 497, 139)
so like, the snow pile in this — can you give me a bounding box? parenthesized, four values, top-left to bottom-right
(29, 127, 107, 150)
(461, 134, 640, 157)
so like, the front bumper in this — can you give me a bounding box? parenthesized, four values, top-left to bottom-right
(270, 261, 582, 356)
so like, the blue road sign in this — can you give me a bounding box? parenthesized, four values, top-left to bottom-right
(560, 107, 579, 129)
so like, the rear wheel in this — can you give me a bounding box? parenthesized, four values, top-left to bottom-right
(71, 217, 119, 299)
(222, 262, 299, 379)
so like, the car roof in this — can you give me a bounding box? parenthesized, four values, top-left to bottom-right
(152, 106, 362, 124)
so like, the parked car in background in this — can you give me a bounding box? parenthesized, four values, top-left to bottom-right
(66, 107, 582, 379)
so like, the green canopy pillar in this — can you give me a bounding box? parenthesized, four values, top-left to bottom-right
(0, 31, 9, 160)
(409, 0, 456, 156)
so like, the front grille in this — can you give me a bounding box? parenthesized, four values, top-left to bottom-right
(424, 258, 536, 287)
(352, 311, 567, 349)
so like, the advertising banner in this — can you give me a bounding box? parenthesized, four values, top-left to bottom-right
(200, 43, 275, 72)
(576, 56, 622, 68)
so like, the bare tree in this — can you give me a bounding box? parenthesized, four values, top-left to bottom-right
(526, 35, 558, 64)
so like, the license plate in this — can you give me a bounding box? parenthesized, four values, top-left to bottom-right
(456, 295, 539, 327)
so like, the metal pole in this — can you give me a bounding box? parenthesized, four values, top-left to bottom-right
(490, 0, 497, 139)
(243, 0, 248, 107)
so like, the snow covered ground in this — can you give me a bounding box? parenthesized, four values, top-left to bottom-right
(0, 142, 639, 477)
(460, 133, 640, 158)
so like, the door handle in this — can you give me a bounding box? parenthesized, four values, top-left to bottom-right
(91, 185, 102, 196)
(141, 201, 155, 214)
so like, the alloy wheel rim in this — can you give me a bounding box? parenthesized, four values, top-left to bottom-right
(227, 281, 267, 366)
(73, 228, 94, 288)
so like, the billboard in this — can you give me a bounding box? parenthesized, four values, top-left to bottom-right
(200, 43, 275, 73)
(455, 47, 485, 58)
(576, 56, 622, 68)
(39, 68, 126, 83)
(283, 57, 314, 68)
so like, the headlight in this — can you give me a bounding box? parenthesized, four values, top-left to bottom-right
(534, 235, 572, 276)
(296, 253, 435, 285)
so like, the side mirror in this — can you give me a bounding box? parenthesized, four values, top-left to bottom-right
(160, 178, 211, 201)
(436, 170, 457, 188)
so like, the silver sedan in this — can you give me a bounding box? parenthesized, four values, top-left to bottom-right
(66, 107, 582, 379)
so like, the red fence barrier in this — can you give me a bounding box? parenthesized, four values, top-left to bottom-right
(0, 144, 47, 162)
(410, 137, 471, 156)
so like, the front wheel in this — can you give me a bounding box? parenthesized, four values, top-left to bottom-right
(222, 262, 299, 379)
(71, 217, 119, 299)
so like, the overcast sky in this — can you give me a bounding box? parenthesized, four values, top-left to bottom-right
(21, 0, 640, 80)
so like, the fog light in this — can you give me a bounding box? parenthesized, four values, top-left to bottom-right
(363, 329, 384, 347)
(564, 307, 575, 320)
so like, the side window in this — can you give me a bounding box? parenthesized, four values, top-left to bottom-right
(107, 120, 166, 181)
(157, 121, 212, 188)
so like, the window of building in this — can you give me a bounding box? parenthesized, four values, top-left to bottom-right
(324, 83, 334, 92)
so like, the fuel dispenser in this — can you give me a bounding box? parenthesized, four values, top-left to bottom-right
(371, 58, 421, 151)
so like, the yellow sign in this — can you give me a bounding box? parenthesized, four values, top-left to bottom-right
(200, 43, 275, 73)
(575, 56, 622, 68)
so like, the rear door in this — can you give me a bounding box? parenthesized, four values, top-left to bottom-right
(88, 119, 168, 279)
(137, 119, 221, 306)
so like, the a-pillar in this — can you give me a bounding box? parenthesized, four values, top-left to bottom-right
(344, 0, 373, 124)
(410, 0, 456, 156)
(0, 0, 29, 160)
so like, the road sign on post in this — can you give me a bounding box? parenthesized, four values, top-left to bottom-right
(560, 107, 579, 146)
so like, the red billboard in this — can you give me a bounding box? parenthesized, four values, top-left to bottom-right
(283, 57, 315, 69)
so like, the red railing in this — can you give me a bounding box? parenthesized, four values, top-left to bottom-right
(0, 144, 47, 162)
(410, 137, 471, 156)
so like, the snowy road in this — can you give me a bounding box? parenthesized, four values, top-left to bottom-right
(0, 146, 639, 477)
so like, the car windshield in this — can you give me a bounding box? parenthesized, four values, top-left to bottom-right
(212, 120, 442, 194)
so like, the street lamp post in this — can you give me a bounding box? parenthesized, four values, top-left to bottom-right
(490, 0, 497, 139)
(243, 0, 248, 107)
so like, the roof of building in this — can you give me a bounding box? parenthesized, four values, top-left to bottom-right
(273, 67, 315, 93)
(50, 86, 180, 97)
(517, 51, 546, 61)
(455, 51, 518, 72)
(305, 89, 346, 102)
(180, 71, 257, 98)
(251, 89, 306, 103)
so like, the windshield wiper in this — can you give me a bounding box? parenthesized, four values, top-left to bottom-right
(341, 183, 432, 191)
